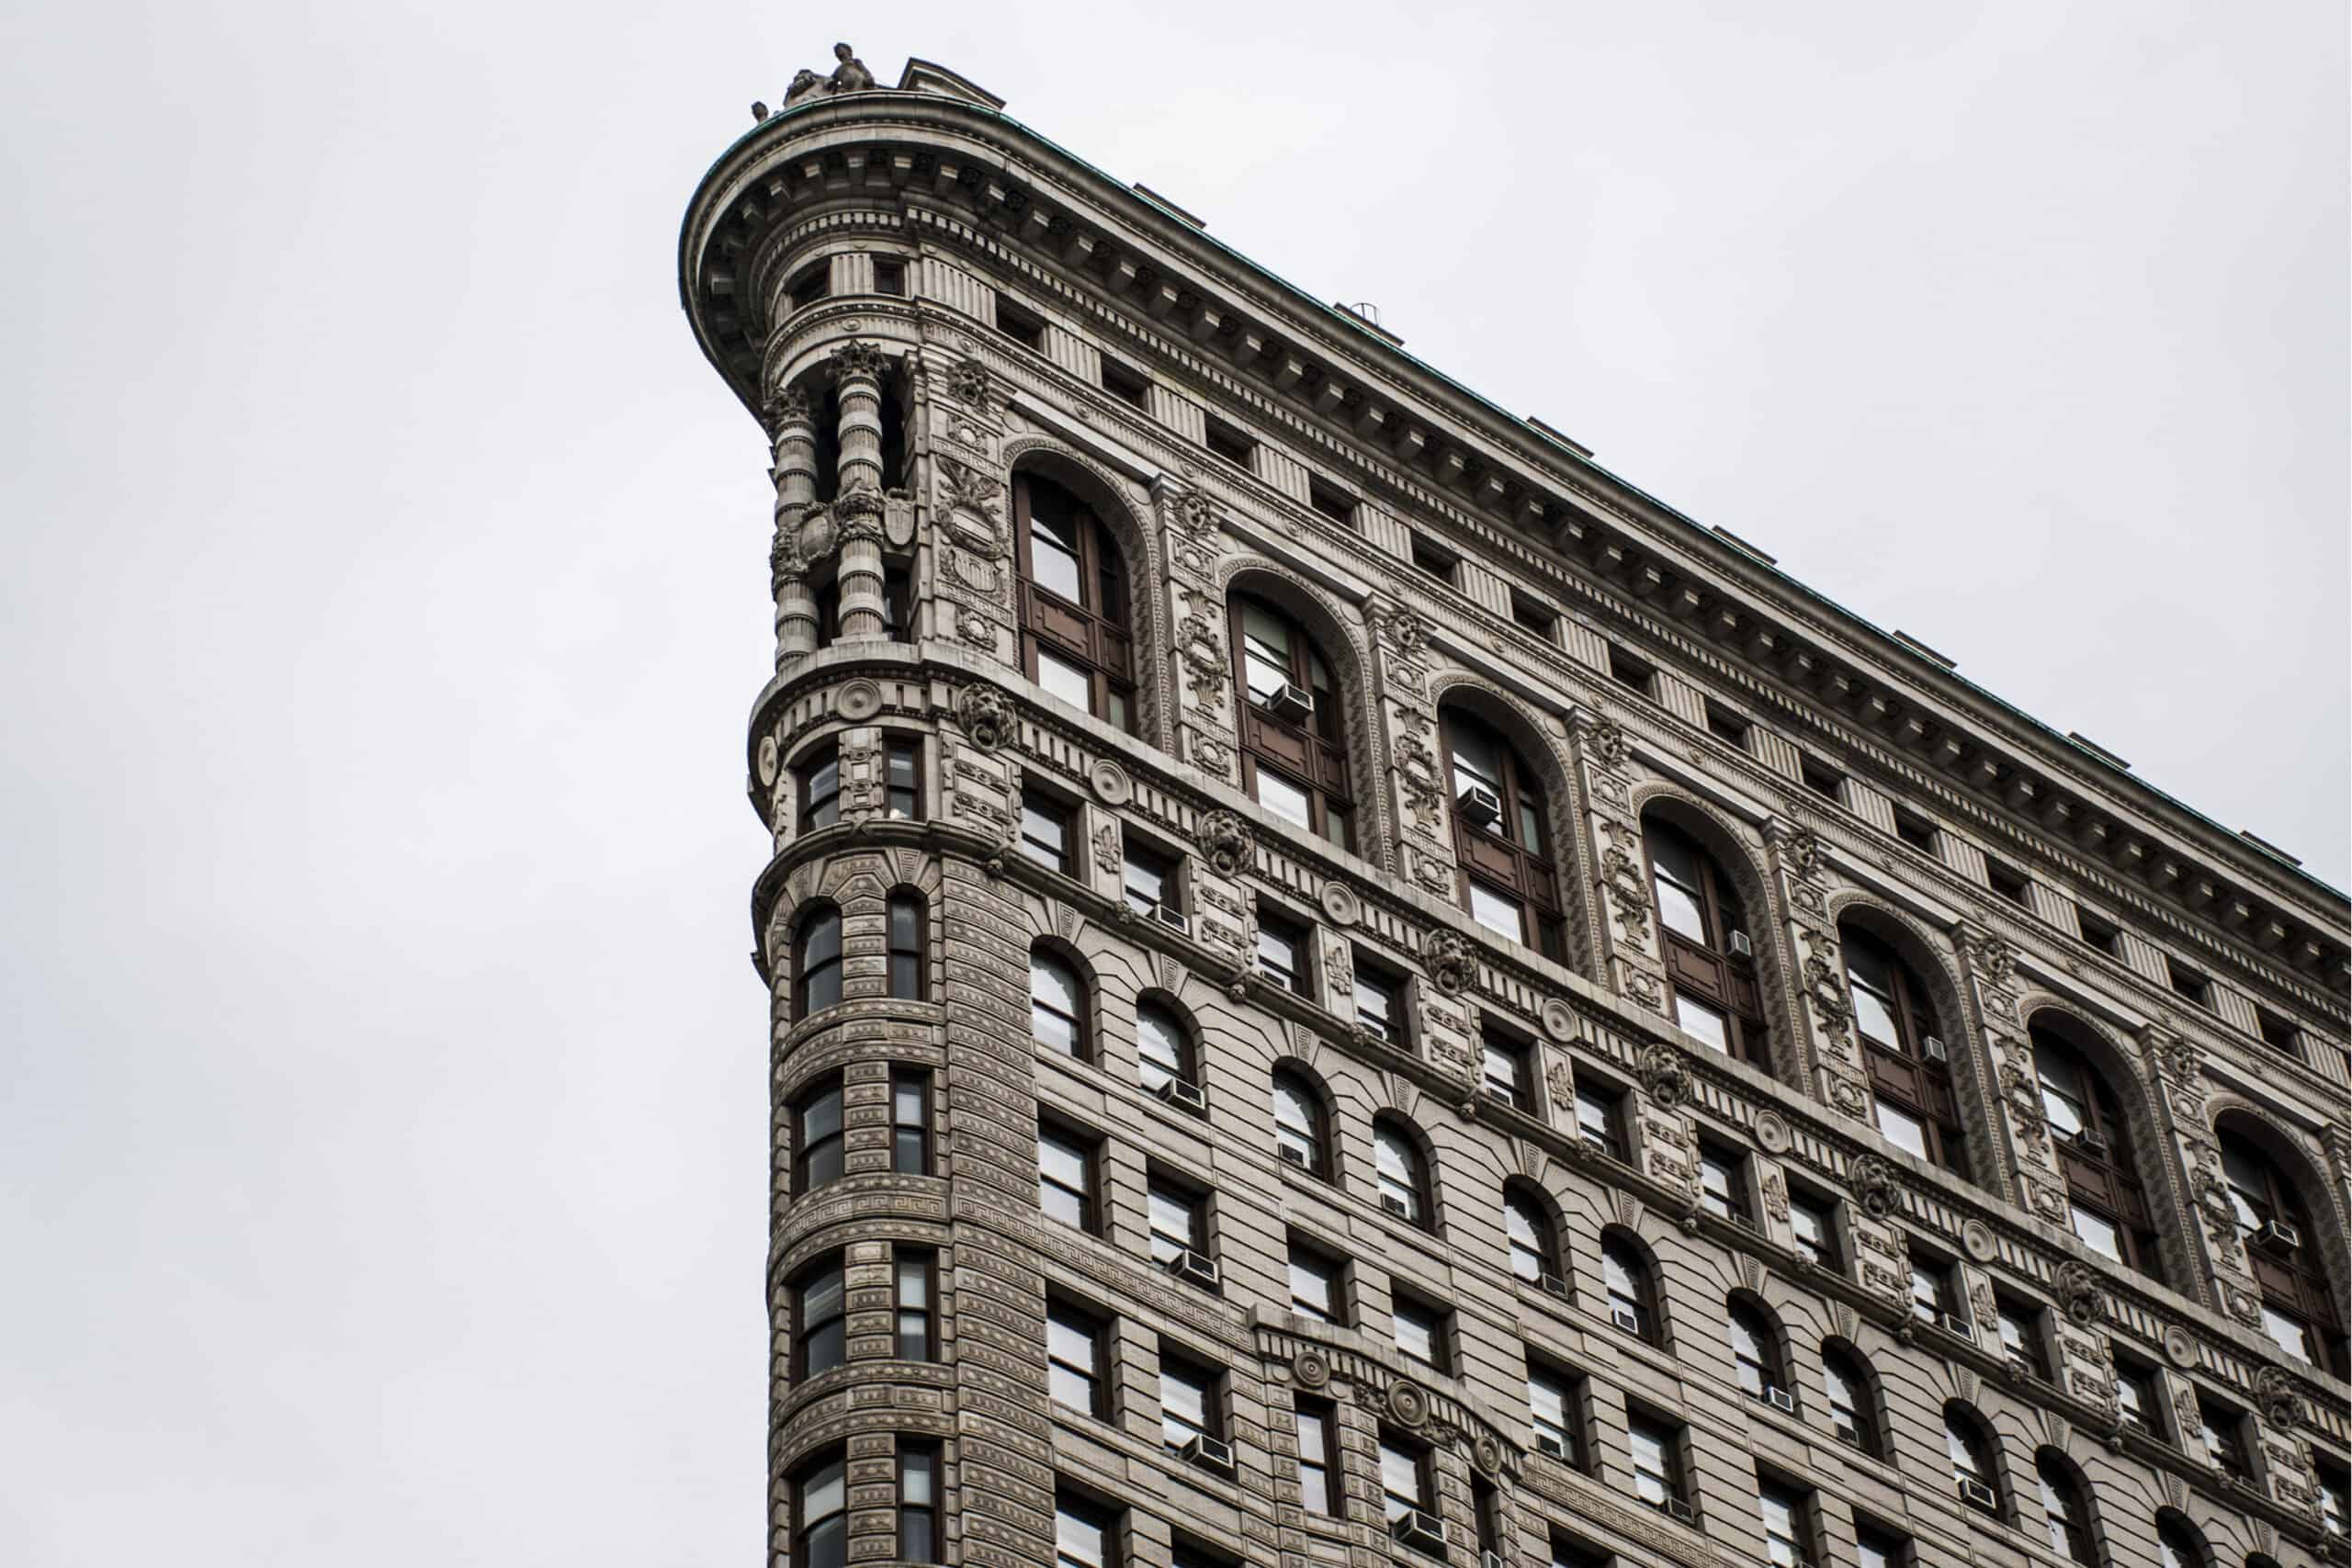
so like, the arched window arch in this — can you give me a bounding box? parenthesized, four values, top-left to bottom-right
(1725, 1295, 1793, 1407)
(2034, 1450, 2099, 1565)
(1503, 1181, 1562, 1289)
(1842, 919, 1970, 1180)
(794, 902, 844, 1020)
(1012, 470, 1134, 731)
(1442, 707, 1566, 960)
(1273, 1067, 1331, 1179)
(1644, 810, 1770, 1068)
(1229, 592, 1352, 852)
(1030, 943, 1091, 1063)
(2218, 1116, 2348, 1375)
(1946, 1403, 2006, 1517)
(1820, 1340, 1884, 1457)
(886, 889, 925, 1000)
(1600, 1229, 1660, 1345)
(1373, 1116, 1436, 1230)
(1135, 998, 1196, 1096)
(2030, 1013, 2163, 1280)
(2155, 1511, 2211, 1568)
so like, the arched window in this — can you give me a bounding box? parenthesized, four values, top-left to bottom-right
(1030, 945, 1089, 1063)
(1726, 1298, 1792, 1406)
(792, 1075, 845, 1194)
(1136, 1000, 1195, 1095)
(2154, 1514, 2209, 1568)
(1821, 1342, 1883, 1456)
(1013, 471, 1133, 731)
(887, 891, 925, 1000)
(1842, 921, 1969, 1179)
(2220, 1122, 2347, 1375)
(2031, 1018, 2161, 1280)
(793, 1450, 851, 1568)
(1229, 592, 1352, 851)
(1600, 1231, 1659, 1344)
(2035, 1450, 2098, 1564)
(1946, 1404, 2004, 1516)
(1273, 1069, 1329, 1178)
(1645, 814, 1769, 1067)
(1374, 1117, 1434, 1229)
(1442, 708, 1566, 960)
(1504, 1182, 1561, 1288)
(794, 903, 844, 1020)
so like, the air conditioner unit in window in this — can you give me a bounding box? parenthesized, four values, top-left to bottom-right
(1921, 1034, 1950, 1063)
(1833, 1419, 1862, 1447)
(1390, 1509, 1446, 1554)
(1534, 1435, 1566, 1460)
(1166, 1248, 1222, 1290)
(1537, 1271, 1570, 1299)
(1956, 1478, 1997, 1511)
(1153, 903, 1189, 933)
(1725, 930, 1754, 958)
(1178, 1433, 1235, 1475)
(1483, 1085, 1515, 1105)
(1454, 782, 1502, 829)
(1380, 1195, 1412, 1220)
(1157, 1077, 1208, 1113)
(1482, 1551, 1508, 1568)
(1279, 1144, 1308, 1168)
(2071, 1127, 2109, 1157)
(2006, 1356, 2044, 1384)
(1936, 1311, 1974, 1343)
(1763, 1384, 1797, 1415)
(1611, 1306, 1644, 1337)
(1657, 1497, 1695, 1526)
(2256, 1218, 2303, 1252)
(1257, 682, 1315, 726)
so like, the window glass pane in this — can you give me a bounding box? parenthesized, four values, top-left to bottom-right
(1021, 801, 1067, 864)
(1029, 509, 1083, 601)
(1576, 1089, 1618, 1154)
(1654, 876, 1709, 944)
(1254, 766, 1312, 829)
(1148, 1185, 1198, 1263)
(1849, 976, 1902, 1050)
(1792, 1200, 1831, 1263)
(1379, 1442, 1424, 1518)
(1450, 722, 1503, 795)
(1319, 802, 1351, 852)
(2261, 1305, 2313, 1361)
(1355, 972, 1399, 1039)
(1055, 1503, 1107, 1568)
(1674, 993, 1730, 1053)
(2070, 1204, 2122, 1261)
(1123, 855, 1166, 911)
(1240, 601, 1293, 703)
(1274, 1077, 1321, 1168)
(1289, 1249, 1334, 1318)
(1038, 649, 1093, 710)
(1395, 1302, 1438, 1366)
(1506, 1195, 1545, 1281)
(1137, 1007, 1187, 1090)
(1874, 1098, 1928, 1158)
(1482, 1038, 1524, 1100)
(1374, 1126, 1422, 1220)
(1257, 924, 1300, 988)
(1160, 1363, 1209, 1447)
(1468, 880, 1525, 942)
(800, 1088, 842, 1144)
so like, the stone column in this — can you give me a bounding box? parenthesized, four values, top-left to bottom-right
(765, 385, 820, 667)
(831, 341, 891, 641)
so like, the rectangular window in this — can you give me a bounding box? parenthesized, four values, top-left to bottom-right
(1800, 755, 1845, 804)
(1203, 417, 1255, 470)
(882, 565, 915, 643)
(2199, 1398, 2251, 1479)
(1855, 1519, 1914, 1568)
(1626, 1409, 1688, 1516)
(1054, 1492, 1119, 1568)
(1467, 879, 1527, 944)
(2076, 906, 2122, 957)
(1123, 841, 1176, 917)
(873, 257, 907, 297)
(893, 1247, 936, 1360)
(1020, 792, 1073, 874)
(1705, 705, 1750, 749)
(1100, 355, 1150, 409)
(2317, 1461, 2347, 1541)
(1392, 1291, 1453, 1373)
(1607, 645, 1656, 697)
(1159, 1345, 1223, 1450)
(1294, 1397, 1339, 1515)
(994, 291, 1046, 350)
(897, 1441, 939, 1562)
(1791, 1192, 1840, 1270)
(1037, 1122, 1097, 1233)
(1528, 1360, 1587, 1468)
(1147, 1171, 1208, 1270)
(1550, 1539, 1609, 1568)
(1257, 908, 1310, 996)
(1996, 1298, 2048, 1380)
(788, 261, 830, 311)
(1353, 957, 1405, 1043)
(1378, 1434, 1435, 1521)
(1512, 594, 1558, 641)
(2113, 1358, 2161, 1441)
(1046, 1299, 1108, 1417)
(1873, 1096, 1930, 1161)
(882, 739, 922, 819)
(891, 1067, 931, 1175)
(1894, 812, 1938, 854)
(1575, 1081, 1626, 1160)
(1308, 478, 1357, 528)
(1758, 1477, 1816, 1568)
(1481, 1028, 1533, 1111)
(1698, 1143, 1749, 1224)
(1911, 1258, 1959, 1327)
(1288, 1235, 1345, 1324)
(2256, 1009, 2302, 1058)
(1984, 857, 2031, 907)
(1410, 536, 1459, 587)
(2166, 957, 2213, 1009)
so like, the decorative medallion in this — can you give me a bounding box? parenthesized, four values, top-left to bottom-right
(1319, 882, 1361, 927)
(1471, 1434, 1504, 1477)
(2161, 1324, 2199, 1370)
(1752, 1109, 1791, 1155)
(1961, 1218, 1996, 1263)
(835, 679, 882, 721)
(756, 735, 779, 788)
(1293, 1349, 1330, 1390)
(1088, 758, 1132, 806)
(1385, 1379, 1430, 1428)
(1541, 998, 1577, 1043)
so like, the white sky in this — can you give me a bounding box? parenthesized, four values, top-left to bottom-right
(2, 2, 2343, 1562)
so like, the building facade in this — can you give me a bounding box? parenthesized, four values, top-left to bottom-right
(678, 54, 2352, 1568)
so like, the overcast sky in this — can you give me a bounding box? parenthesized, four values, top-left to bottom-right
(2, 2, 2343, 1562)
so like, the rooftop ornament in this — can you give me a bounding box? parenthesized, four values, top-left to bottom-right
(752, 42, 877, 121)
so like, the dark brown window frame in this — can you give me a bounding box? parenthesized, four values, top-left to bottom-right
(793, 900, 845, 1021)
(2222, 1128, 2347, 1375)
(1442, 708, 1566, 960)
(892, 1244, 937, 1360)
(2031, 1023, 2165, 1280)
(1645, 816, 1771, 1069)
(886, 888, 926, 1000)
(791, 1251, 847, 1380)
(792, 1448, 850, 1568)
(1013, 472, 1136, 732)
(896, 1439, 940, 1562)
(1227, 592, 1354, 852)
(889, 1066, 931, 1176)
(1842, 923, 1969, 1179)
(792, 1073, 845, 1196)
